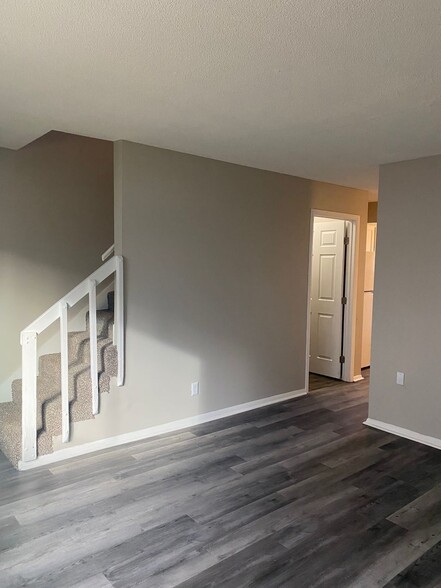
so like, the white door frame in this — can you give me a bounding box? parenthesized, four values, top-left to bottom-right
(305, 209, 360, 389)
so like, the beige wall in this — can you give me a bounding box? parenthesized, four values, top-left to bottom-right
(368, 201, 378, 223)
(0, 132, 114, 401)
(369, 154, 441, 438)
(310, 182, 369, 377)
(60, 141, 368, 447)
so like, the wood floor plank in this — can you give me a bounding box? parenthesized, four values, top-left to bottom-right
(385, 540, 441, 587)
(68, 573, 114, 588)
(387, 483, 441, 530)
(2, 369, 441, 587)
(175, 536, 289, 588)
(259, 519, 406, 588)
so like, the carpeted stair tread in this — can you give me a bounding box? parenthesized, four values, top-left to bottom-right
(0, 302, 118, 468)
(86, 309, 114, 336)
(0, 344, 117, 467)
(12, 337, 114, 406)
(0, 403, 22, 466)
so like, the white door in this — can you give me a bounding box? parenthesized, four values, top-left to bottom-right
(309, 219, 346, 378)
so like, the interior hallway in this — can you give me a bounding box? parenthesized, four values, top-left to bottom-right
(1, 371, 441, 586)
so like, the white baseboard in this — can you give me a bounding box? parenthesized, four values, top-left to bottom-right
(18, 387, 307, 470)
(364, 418, 441, 451)
(353, 374, 364, 382)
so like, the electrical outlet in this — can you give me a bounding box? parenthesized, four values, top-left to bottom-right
(396, 372, 405, 386)
(191, 381, 200, 396)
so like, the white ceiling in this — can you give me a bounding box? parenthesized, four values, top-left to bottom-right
(1, 1, 441, 190)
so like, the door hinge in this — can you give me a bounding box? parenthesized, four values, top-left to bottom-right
(344, 236, 349, 245)
(341, 296, 347, 305)
(339, 355, 345, 364)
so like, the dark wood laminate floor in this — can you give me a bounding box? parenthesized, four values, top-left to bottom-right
(2, 371, 441, 587)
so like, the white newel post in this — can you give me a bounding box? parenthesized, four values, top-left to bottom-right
(21, 331, 38, 462)
(59, 301, 70, 443)
(115, 256, 125, 386)
(88, 279, 99, 415)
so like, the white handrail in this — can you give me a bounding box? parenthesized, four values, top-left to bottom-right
(101, 244, 115, 262)
(21, 255, 124, 462)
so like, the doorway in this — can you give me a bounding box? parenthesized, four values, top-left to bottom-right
(361, 222, 377, 368)
(306, 210, 359, 386)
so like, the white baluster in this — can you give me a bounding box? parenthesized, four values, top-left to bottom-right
(88, 279, 99, 415)
(21, 331, 38, 462)
(115, 255, 125, 386)
(59, 301, 70, 443)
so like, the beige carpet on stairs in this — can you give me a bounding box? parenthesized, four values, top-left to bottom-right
(0, 308, 118, 468)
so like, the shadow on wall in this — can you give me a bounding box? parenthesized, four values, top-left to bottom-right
(0, 132, 114, 401)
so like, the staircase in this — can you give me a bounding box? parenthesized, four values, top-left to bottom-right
(0, 294, 118, 468)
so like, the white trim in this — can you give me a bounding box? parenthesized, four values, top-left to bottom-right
(304, 212, 315, 392)
(115, 255, 125, 386)
(342, 219, 358, 382)
(353, 374, 364, 382)
(17, 387, 307, 470)
(59, 301, 70, 443)
(305, 209, 360, 387)
(88, 279, 99, 415)
(364, 418, 441, 451)
(21, 331, 38, 462)
(101, 244, 115, 262)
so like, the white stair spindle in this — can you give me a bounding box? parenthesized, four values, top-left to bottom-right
(60, 302, 70, 443)
(88, 279, 99, 415)
(21, 331, 38, 462)
(115, 255, 125, 386)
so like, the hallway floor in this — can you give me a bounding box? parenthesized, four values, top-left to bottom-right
(2, 372, 441, 586)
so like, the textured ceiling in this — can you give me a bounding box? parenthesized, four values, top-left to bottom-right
(1, 1, 441, 189)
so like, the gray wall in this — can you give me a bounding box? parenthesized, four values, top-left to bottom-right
(369, 154, 441, 437)
(116, 140, 312, 421)
(61, 140, 368, 448)
(0, 148, 13, 162)
(0, 132, 114, 401)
